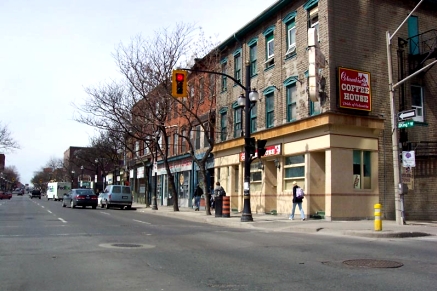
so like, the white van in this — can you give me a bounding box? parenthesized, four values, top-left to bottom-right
(99, 185, 132, 210)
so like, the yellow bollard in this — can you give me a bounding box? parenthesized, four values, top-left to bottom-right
(374, 204, 382, 231)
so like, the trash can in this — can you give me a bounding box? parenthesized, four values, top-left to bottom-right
(222, 196, 230, 218)
(215, 195, 223, 217)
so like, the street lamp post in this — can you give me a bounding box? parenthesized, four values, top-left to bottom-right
(236, 62, 259, 222)
(151, 133, 159, 210)
(80, 166, 84, 188)
(71, 170, 75, 188)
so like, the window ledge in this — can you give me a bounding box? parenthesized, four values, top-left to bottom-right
(264, 65, 275, 72)
(284, 52, 297, 61)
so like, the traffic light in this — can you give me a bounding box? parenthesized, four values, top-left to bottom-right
(257, 139, 267, 157)
(172, 70, 188, 98)
(245, 137, 256, 155)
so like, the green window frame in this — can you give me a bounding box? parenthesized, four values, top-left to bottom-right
(232, 102, 242, 138)
(265, 92, 274, 128)
(233, 49, 242, 84)
(250, 103, 257, 133)
(220, 109, 227, 141)
(283, 12, 297, 57)
(248, 37, 258, 77)
(353, 150, 371, 189)
(284, 76, 298, 122)
(284, 155, 305, 190)
(249, 163, 262, 192)
(411, 85, 424, 122)
(263, 26, 275, 69)
(221, 58, 227, 92)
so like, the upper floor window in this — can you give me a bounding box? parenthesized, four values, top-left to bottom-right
(411, 85, 424, 122)
(195, 125, 201, 150)
(180, 129, 186, 153)
(265, 92, 274, 128)
(283, 11, 297, 57)
(135, 141, 139, 156)
(220, 110, 227, 141)
(144, 141, 150, 155)
(209, 74, 216, 98)
(263, 26, 275, 69)
(233, 102, 242, 138)
(173, 133, 178, 156)
(250, 103, 257, 134)
(248, 37, 258, 77)
(221, 58, 227, 92)
(286, 83, 297, 122)
(234, 49, 242, 84)
(203, 123, 210, 148)
(199, 77, 204, 102)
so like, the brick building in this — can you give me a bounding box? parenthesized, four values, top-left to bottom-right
(213, 0, 437, 220)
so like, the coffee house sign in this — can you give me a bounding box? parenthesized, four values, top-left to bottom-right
(338, 67, 372, 111)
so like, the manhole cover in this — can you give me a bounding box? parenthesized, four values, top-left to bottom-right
(343, 259, 403, 268)
(112, 243, 142, 248)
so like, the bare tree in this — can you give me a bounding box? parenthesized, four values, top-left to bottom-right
(0, 122, 20, 152)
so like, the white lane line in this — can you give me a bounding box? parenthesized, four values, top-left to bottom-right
(47, 210, 53, 214)
(100, 212, 110, 215)
(133, 219, 151, 225)
(58, 218, 67, 223)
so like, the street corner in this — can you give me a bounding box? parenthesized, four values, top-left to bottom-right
(342, 230, 434, 238)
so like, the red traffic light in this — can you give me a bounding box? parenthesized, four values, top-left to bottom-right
(176, 73, 185, 82)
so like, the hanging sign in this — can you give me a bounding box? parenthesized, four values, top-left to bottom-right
(338, 67, 372, 111)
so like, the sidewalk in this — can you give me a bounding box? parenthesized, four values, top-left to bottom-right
(132, 203, 437, 238)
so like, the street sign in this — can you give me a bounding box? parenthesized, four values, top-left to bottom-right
(398, 120, 414, 128)
(398, 109, 416, 121)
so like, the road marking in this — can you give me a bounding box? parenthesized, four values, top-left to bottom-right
(58, 218, 67, 223)
(133, 219, 151, 225)
(100, 212, 110, 215)
(47, 210, 53, 214)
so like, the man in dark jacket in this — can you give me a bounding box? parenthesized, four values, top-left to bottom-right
(193, 184, 203, 211)
(289, 181, 305, 220)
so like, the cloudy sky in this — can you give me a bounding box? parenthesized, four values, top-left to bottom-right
(0, 0, 277, 184)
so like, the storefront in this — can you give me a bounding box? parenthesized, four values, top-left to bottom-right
(213, 112, 384, 220)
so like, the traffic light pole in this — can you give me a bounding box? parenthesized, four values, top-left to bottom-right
(177, 65, 255, 221)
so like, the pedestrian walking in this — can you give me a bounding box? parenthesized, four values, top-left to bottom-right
(289, 181, 306, 221)
(193, 184, 203, 211)
(214, 182, 226, 197)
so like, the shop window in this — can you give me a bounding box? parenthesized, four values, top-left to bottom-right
(284, 155, 305, 190)
(353, 150, 371, 189)
(411, 85, 424, 122)
(250, 163, 262, 192)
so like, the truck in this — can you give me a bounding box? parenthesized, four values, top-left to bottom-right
(47, 182, 71, 201)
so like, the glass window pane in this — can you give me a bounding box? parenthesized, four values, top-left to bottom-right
(285, 155, 304, 165)
(285, 166, 304, 178)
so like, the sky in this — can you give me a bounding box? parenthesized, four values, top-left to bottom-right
(0, 0, 277, 184)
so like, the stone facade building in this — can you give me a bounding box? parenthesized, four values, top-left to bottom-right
(213, 0, 437, 220)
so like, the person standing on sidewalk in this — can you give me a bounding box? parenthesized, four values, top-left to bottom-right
(193, 184, 203, 211)
(289, 181, 305, 221)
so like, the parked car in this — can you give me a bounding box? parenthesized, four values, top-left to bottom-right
(99, 185, 132, 210)
(62, 189, 97, 209)
(0, 191, 12, 200)
(29, 189, 41, 199)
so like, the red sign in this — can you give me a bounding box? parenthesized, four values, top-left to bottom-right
(338, 67, 371, 111)
(240, 144, 281, 161)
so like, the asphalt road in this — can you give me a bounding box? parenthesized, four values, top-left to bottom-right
(0, 195, 436, 291)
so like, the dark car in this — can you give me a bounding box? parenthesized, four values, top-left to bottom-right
(62, 189, 97, 209)
(0, 191, 12, 200)
(29, 189, 41, 199)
